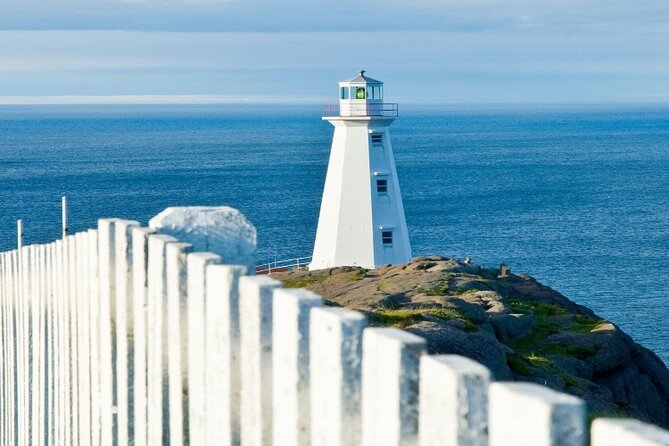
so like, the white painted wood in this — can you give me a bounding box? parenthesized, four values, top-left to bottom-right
(3, 218, 669, 446)
(114, 220, 140, 446)
(9, 250, 19, 446)
(419, 355, 490, 446)
(53, 240, 65, 446)
(67, 235, 79, 446)
(46, 243, 56, 446)
(76, 233, 92, 446)
(239, 275, 281, 446)
(204, 264, 246, 446)
(311, 73, 411, 270)
(19, 245, 30, 446)
(272, 288, 323, 446)
(489, 382, 585, 446)
(30, 245, 42, 446)
(131, 226, 155, 446)
(309, 307, 367, 446)
(591, 418, 669, 446)
(165, 242, 191, 446)
(34, 244, 47, 446)
(361, 327, 426, 446)
(98, 219, 118, 446)
(0, 252, 10, 446)
(187, 252, 221, 446)
(147, 234, 177, 446)
(87, 229, 101, 446)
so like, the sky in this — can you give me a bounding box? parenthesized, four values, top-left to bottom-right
(1, 0, 668, 104)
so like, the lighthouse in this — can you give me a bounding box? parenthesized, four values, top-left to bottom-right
(310, 71, 412, 271)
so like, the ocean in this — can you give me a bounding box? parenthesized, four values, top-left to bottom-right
(0, 104, 667, 364)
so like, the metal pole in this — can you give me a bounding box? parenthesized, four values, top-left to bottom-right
(61, 196, 68, 238)
(17, 219, 23, 250)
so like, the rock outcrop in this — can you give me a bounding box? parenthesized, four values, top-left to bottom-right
(271, 256, 669, 428)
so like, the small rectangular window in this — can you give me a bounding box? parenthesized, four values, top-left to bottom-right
(377, 179, 388, 194)
(382, 230, 393, 246)
(371, 134, 383, 144)
(340, 87, 349, 100)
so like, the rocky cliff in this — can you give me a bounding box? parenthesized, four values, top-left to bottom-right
(271, 256, 669, 428)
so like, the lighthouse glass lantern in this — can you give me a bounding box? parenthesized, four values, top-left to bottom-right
(310, 70, 411, 270)
(338, 70, 384, 117)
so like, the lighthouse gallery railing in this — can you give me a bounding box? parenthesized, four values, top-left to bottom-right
(323, 102, 399, 117)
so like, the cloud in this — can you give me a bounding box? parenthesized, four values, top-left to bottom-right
(0, 0, 667, 33)
(1, 29, 668, 104)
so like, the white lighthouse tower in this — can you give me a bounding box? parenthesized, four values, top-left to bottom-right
(310, 71, 412, 270)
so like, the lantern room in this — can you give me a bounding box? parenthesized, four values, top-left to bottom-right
(338, 70, 384, 117)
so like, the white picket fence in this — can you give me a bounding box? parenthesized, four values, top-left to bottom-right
(1, 216, 669, 446)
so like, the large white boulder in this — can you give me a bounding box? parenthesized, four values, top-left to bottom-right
(149, 206, 256, 273)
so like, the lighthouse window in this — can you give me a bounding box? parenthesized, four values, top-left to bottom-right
(371, 134, 383, 144)
(376, 179, 388, 194)
(382, 231, 393, 246)
(340, 87, 349, 100)
(355, 87, 366, 99)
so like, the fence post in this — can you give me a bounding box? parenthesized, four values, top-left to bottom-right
(163, 242, 191, 446)
(130, 227, 155, 446)
(272, 288, 323, 446)
(419, 355, 490, 446)
(361, 327, 426, 446)
(62, 196, 68, 238)
(114, 220, 140, 446)
(75, 232, 92, 446)
(17, 219, 23, 250)
(87, 229, 101, 446)
(205, 264, 247, 445)
(53, 240, 65, 446)
(18, 245, 31, 446)
(239, 276, 282, 446)
(489, 382, 585, 446)
(187, 252, 221, 445)
(98, 219, 118, 446)
(66, 235, 80, 446)
(0, 252, 9, 445)
(309, 307, 367, 446)
(591, 418, 669, 445)
(146, 234, 178, 446)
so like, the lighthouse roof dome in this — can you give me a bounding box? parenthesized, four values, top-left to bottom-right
(341, 70, 382, 85)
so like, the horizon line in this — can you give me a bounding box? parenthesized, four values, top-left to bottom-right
(0, 95, 668, 108)
(0, 94, 328, 106)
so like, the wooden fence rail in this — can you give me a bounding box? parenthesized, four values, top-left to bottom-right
(1, 215, 669, 445)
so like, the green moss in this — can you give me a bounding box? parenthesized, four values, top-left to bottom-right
(539, 343, 597, 360)
(522, 353, 584, 388)
(525, 353, 553, 371)
(281, 277, 323, 288)
(571, 314, 606, 333)
(369, 308, 477, 331)
(350, 269, 368, 281)
(506, 353, 534, 376)
(508, 300, 567, 316)
(377, 280, 391, 292)
(556, 369, 582, 388)
(508, 317, 560, 351)
(416, 281, 449, 296)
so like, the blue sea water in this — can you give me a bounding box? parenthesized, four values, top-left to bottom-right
(0, 104, 668, 364)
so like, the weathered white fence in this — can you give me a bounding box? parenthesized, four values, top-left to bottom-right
(1, 216, 669, 446)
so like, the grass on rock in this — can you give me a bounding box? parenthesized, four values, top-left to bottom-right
(281, 277, 324, 288)
(369, 307, 477, 331)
